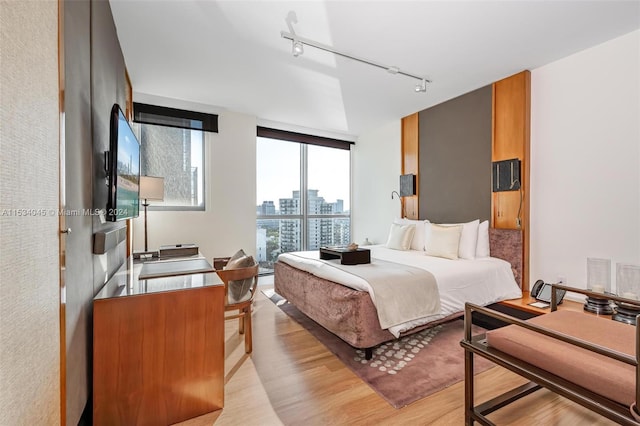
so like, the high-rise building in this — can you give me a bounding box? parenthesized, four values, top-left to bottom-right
(257, 200, 276, 215)
(139, 125, 197, 204)
(279, 190, 350, 252)
(256, 228, 267, 262)
(279, 193, 301, 253)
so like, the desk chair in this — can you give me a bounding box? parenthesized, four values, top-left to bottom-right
(214, 256, 259, 354)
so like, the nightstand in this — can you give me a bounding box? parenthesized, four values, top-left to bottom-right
(474, 291, 603, 330)
(499, 291, 610, 317)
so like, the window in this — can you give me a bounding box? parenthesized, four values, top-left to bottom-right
(133, 103, 217, 210)
(306, 144, 351, 249)
(256, 127, 352, 273)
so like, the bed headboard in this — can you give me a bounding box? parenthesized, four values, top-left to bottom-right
(489, 228, 523, 288)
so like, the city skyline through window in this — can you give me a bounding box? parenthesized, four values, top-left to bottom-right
(256, 136, 351, 273)
(256, 139, 350, 212)
(138, 122, 204, 209)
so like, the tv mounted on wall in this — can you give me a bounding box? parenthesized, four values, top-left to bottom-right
(106, 103, 140, 222)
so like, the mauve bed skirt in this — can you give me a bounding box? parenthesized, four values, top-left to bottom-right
(274, 261, 460, 350)
(273, 229, 523, 351)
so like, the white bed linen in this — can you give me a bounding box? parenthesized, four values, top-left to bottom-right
(277, 245, 522, 337)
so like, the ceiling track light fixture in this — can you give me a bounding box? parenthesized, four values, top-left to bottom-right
(292, 39, 304, 57)
(281, 11, 431, 93)
(415, 79, 427, 93)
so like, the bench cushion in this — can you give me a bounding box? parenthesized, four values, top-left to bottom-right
(486, 310, 635, 406)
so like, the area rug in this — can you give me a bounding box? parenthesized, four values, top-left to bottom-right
(262, 289, 494, 408)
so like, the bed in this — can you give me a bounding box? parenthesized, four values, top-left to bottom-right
(274, 227, 523, 358)
(461, 285, 640, 425)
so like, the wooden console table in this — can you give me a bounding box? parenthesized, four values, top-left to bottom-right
(93, 258, 224, 425)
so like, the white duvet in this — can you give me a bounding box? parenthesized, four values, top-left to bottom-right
(277, 245, 522, 337)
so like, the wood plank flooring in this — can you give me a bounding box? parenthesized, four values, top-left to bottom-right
(176, 285, 615, 425)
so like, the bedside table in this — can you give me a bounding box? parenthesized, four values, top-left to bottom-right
(499, 291, 610, 317)
(473, 291, 605, 330)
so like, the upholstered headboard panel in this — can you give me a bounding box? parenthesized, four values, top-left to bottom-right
(418, 85, 492, 224)
(489, 228, 523, 288)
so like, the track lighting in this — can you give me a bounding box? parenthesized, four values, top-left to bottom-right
(292, 40, 304, 57)
(282, 11, 431, 93)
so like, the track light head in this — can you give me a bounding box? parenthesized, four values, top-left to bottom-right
(415, 79, 427, 93)
(292, 40, 304, 57)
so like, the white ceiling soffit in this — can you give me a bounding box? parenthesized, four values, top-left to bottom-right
(110, 0, 640, 139)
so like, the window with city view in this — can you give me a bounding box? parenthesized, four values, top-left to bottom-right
(256, 133, 351, 274)
(133, 103, 217, 210)
(137, 123, 205, 209)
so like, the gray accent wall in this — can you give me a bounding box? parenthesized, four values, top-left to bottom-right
(63, 1, 94, 423)
(63, 0, 128, 423)
(418, 85, 492, 223)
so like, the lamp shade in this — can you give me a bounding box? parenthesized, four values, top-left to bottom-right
(139, 176, 164, 201)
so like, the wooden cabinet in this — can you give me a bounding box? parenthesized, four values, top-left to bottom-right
(93, 260, 224, 425)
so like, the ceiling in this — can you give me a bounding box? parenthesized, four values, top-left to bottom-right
(110, 1, 640, 140)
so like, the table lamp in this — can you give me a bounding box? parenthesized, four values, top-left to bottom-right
(139, 176, 164, 252)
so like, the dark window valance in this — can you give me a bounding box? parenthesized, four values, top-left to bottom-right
(134, 102, 218, 132)
(257, 126, 353, 150)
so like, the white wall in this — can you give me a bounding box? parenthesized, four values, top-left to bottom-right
(133, 30, 640, 288)
(134, 93, 400, 259)
(352, 120, 402, 245)
(132, 95, 257, 260)
(0, 1, 61, 423)
(530, 30, 640, 291)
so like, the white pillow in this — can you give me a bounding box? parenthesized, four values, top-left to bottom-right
(425, 224, 462, 260)
(394, 218, 428, 251)
(385, 223, 416, 251)
(476, 220, 490, 258)
(439, 219, 480, 260)
(459, 219, 480, 259)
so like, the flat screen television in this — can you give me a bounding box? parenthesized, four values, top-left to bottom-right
(107, 104, 140, 221)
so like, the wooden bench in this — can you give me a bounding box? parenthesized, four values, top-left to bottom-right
(460, 284, 640, 425)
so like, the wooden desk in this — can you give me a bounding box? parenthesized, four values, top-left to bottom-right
(93, 258, 224, 425)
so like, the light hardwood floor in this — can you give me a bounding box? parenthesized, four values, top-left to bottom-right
(176, 283, 615, 426)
